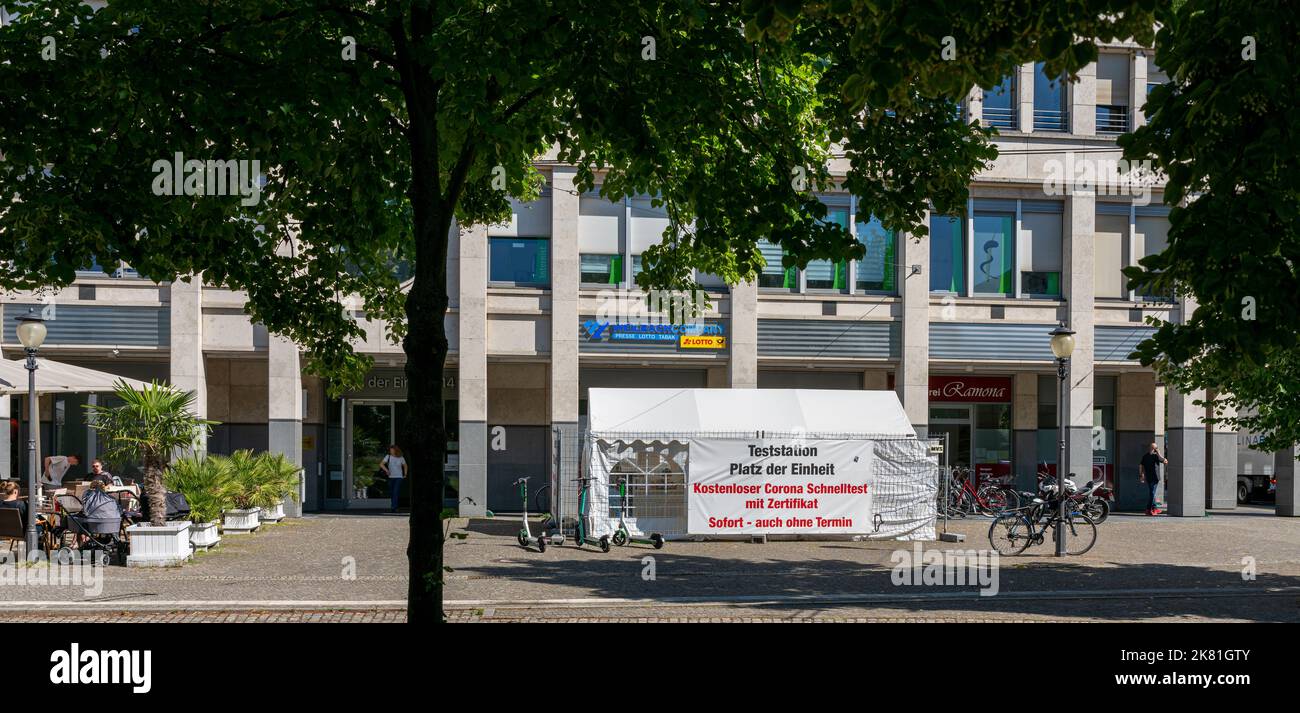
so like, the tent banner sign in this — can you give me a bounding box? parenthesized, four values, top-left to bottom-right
(688, 439, 874, 534)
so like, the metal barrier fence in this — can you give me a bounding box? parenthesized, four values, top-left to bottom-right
(549, 428, 941, 541)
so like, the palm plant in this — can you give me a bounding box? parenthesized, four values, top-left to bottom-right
(165, 455, 234, 524)
(223, 449, 274, 511)
(259, 452, 302, 508)
(85, 380, 216, 526)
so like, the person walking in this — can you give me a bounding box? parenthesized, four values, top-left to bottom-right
(380, 445, 408, 514)
(1138, 442, 1168, 516)
(42, 453, 80, 488)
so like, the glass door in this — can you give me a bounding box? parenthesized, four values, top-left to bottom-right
(348, 401, 394, 509)
(929, 405, 974, 472)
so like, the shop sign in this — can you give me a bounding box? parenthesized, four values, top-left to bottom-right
(581, 319, 725, 345)
(679, 334, 727, 349)
(929, 376, 1012, 403)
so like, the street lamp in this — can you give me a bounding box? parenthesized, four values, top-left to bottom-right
(1048, 322, 1075, 556)
(15, 311, 46, 558)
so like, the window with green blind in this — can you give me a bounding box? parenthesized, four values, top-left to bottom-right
(489, 237, 550, 286)
(806, 205, 850, 291)
(757, 239, 797, 289)
(973, 212, 1014, 296)
(930, 214, 965, 293)
(855, 215, 896, 293)
(580, 253, 622, 284)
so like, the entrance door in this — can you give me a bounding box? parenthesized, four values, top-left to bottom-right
(930, 405, 973, 472)
(348, 401, 394, 509)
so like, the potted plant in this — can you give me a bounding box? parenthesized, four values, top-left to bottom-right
(85, 380, 216, 566)
(165, 454, 232, 550)
(256, 452, 301, 523)
(221, 450, 266, 534)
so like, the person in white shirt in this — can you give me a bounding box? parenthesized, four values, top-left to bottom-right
(42, 454, 80, 488)
(380, 445, 408, 513)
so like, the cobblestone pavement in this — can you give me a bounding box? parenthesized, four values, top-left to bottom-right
(3, 506, 1297, 622)
(1, 610, 406, 623)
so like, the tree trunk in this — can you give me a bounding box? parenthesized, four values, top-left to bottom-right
(145, 456, 167, 527)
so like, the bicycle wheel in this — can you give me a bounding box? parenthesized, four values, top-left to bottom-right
(1052, 512, 1098, 556)
(988, 513, 1032, 556)
(533, 483, 551, 516)
(977, 485, 1015, 514)
(1083, 497, 1109, 524)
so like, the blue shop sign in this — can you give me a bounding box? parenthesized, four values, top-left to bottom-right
(581, 319, 724, 343)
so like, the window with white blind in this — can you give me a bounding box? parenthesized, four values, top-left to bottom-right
(488, 192, 552, 286)
(578, 189, 624, 285)
(1019, 206, 1062, 296)
(1135, 214, 1171, 301)
(855, 214, 896, 293)
(805, 199, 851, 290)
(757, 239, 795, 289)
(629, 195, 670, 284)
(1094, 212, 1130, 299)
(1096, 53, 1131, 134)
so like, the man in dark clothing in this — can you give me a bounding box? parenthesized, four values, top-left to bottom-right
(1139, 443, 1168, 515)
(88, 459, 116, 487)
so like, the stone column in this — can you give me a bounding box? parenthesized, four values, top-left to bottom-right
(1070, 61, 1096, 136)
(1132, 50, 1149, 129)
(1205, 392, 1237, 510)
(457, 222, 489, 516)
(966, 85, 983, 125)
(896, 225, 930, 436)
(1165, 296, 1206, 517)
(1116, 371, 1157, 512)
(268, 335, 304, 516)
(1018, 63, 1035, 132)
(550, 168, 581, 496)
(1275, 446, 1299, 517)
(1062, 192, 1096, 480)
(1012, 372, 1038, 490)
(729, 279, 758, 389)
(168, 276, 207, 422)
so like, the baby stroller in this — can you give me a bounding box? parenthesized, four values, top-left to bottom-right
(56, 490, 126, 565)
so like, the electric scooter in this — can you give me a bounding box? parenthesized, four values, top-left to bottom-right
(572, 475, 611, 552)
(512, 477, 546, 552)
(611, 478, 665, 549)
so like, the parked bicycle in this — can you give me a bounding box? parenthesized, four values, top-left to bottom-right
(1036, 464, 1109, 524)
(938, 466, 1020, 518)
(987, 490, 1099, 556)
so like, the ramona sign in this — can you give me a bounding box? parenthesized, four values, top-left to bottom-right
(929, 376, 1012, 403)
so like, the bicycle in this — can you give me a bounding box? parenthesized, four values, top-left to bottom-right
(941, 466, 1020, 517)
(987, 494, 1098, 556)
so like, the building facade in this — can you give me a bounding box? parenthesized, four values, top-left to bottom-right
(2, 43, 1296, 517)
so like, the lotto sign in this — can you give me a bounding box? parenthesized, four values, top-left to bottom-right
(688, 439, 874, 534)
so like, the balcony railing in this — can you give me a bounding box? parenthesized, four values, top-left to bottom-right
(982, 105, 1017, 130)
(1033, 108, 1068, 132)
(1096, 105, 1130, 134)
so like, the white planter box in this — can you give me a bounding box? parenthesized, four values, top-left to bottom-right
(222, 508, 262, 534)
(127, 521, 194, 567)
(190, 520, 221, 550)
(259, 501, 286, 523)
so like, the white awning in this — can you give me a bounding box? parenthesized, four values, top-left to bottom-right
(0, 358, 151, 395)
(587, 388, 917, 438)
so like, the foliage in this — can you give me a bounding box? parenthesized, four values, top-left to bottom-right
(1120, 0, 1300, 451)
(165, 455, 234, 524)
(84, 380, 216, 526)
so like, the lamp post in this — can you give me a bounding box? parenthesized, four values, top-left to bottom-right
(1048, 322, 1076, 557)
(15, 311, 47, 558)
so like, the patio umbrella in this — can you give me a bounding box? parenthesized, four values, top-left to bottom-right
(0, 358, 151, 395)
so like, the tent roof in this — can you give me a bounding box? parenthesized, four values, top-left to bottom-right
(0, 358, 152, 395)
(587, 388, 916, 438)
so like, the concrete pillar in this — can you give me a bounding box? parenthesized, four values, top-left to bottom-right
(1115, 371, 1157, 512)
(457, 222, 489, 516)
(1018, 63, 1035, 132)
(1062, 192, 1095, 480)
(1275, 446, 1299, 517)
(1166, 386, 1207, 517)
(0, 395, 9, 479)
(168, 276, 207, 421)
(1070, 61, 1096, 136)
(897, 225, 929, 436)
(1012, 372, 1037, 490)
(966, 85, 983, 125)
(1132, 50, 1149, 129)
(1205, 392, 1237, 510)
(729, 279, 758, 389)
(550, 168, 581, 481)
(267, 335, 304, 516)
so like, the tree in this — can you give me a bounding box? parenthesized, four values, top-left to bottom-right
(84, 380, 215, 526)
(1120, 0, 1299, 452)
(0, 0, 1154, 620)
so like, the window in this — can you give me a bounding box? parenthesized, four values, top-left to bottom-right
(1094, 211, 1130, 299)
(855, 215, 896, 293)
(1145, 56, 1168, 101)
(488, 237, 550, 285)
(1033, 62, 1068, 132)
(630, 195, 670, 283)
(982, 74, 1017, 130)
(1135, 213, 1171, 301)
(1096, 53, 1131, 134)
(806, 201, 850, 290)
(930, 214, 965, 293)
(1019, 205, 1062, 297)
(973, 212, 1014, 296)
(757, 239, 796, 289)
(579, 188, 624, 285)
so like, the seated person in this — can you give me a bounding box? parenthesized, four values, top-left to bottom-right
(88, 459, 119, 487)
(0, 480, 45, 529)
